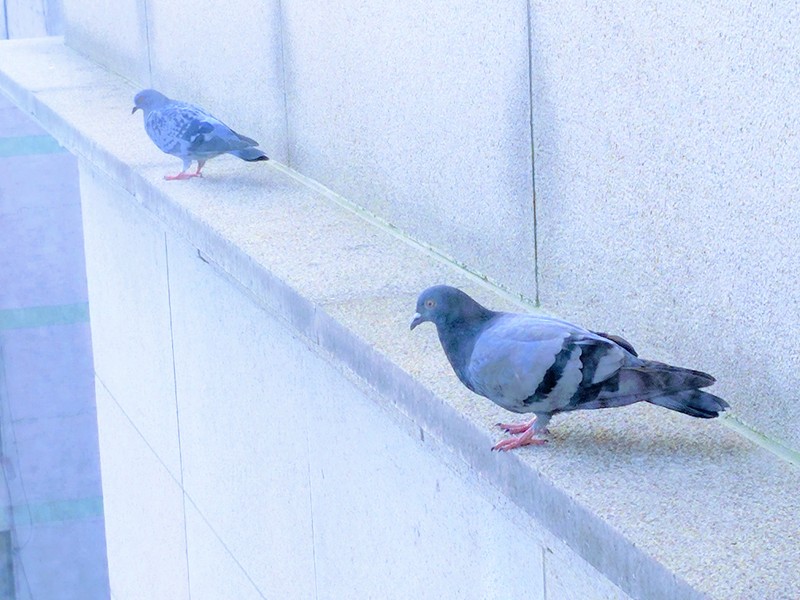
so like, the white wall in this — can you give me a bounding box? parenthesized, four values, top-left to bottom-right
(80, 163, 630, 600)
(59, 0, 800, 454)
(0, 0, 63, 39)
(528, 0, 800, 450)
(281, 0, 537, 294)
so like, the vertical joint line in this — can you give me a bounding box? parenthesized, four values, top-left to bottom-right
(542, 546, 548, 598)
(277, 0, 292, 166)
(304, 428, 319, 598)
(525, 0, 540, 306)
(39, 0, 47, 34)
(142, 0, 154, 84)
(163, 234, 191, 597)
(2, 0, 9, 40)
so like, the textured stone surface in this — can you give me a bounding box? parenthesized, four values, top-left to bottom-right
(545, 541, 630, 600)
(2, 0, 61, 38)
(95, 380, 189, 600)
(306, 323, 546, 600)
(168, 234, 316, 599)
(282, 0, 537, 298)
(20, 0, 800, 453)
(3, 36, 800, 600)
(62, 0, 148, 85)
(529, 1, 800, 451)
(145, 0, 288, 163)
(183, 503, 265, 600)
(80, 164, 182, 477)
(170, 240, 549, 600)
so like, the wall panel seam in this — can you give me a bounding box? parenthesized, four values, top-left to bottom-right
(163, 233, 192, 597)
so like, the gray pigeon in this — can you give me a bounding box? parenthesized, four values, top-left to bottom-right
(132, 89, 268, 180)
(410, 285, 729, 451)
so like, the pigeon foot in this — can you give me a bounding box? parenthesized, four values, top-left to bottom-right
(497, 418, 536, 434)
(497, 418, 550, 436)
(492, 429, 548, 451)
(164, 172, 200, 181)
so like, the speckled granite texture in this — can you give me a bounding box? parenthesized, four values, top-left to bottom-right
(0, 38, 797, 599)
(52, 0, 800, 455)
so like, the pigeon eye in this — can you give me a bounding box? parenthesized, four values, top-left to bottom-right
(425, 299, 436, 309)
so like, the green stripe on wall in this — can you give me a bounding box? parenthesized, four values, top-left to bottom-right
(0, 135, 66, 157)
(0, 496, 104, 530)
(0, 302, 89, 330)
(27, 496, 104, 525)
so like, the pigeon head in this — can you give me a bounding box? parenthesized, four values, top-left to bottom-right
(410, 285, 491, 330)
(132, 89, 170, 115)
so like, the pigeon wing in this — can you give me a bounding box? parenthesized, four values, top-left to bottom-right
(467, 314, 627, 414)
(146, 103, 251, 158)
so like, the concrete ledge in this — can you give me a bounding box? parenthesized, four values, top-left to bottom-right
(2, 38, 798, 599)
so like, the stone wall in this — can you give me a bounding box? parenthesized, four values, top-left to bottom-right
(0, 0, 63, 39)
(82, 163, 631, 599)
(2, 1, 799, 597)
(60, 1, 800, 454)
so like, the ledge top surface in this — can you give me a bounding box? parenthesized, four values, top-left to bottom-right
(2, 37, 797, 600)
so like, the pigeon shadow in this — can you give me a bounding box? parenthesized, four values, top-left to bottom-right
(547, 423, 753, 464)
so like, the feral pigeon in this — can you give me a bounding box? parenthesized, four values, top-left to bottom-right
(410, 285, 729, 451)
(132, 89, 268, 180)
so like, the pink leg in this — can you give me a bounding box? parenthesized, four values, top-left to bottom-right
(493, 416, 550, 451)
(164, 171, 200, 181)
(497, 418, 550, 436)
(497, 417, 536, 434)
(492, 427, 548, 451)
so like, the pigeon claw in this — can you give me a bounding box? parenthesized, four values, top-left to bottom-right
(164, 172, 201, 181)
(491, 433, 548, 452)
(496, 418, 536, 435)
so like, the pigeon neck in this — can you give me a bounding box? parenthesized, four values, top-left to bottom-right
(449, 301, 497, 331)
(436, 308, 497, 388)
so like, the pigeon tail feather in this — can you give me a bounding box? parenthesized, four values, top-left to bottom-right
(646, 389, 729, 418)
(599, 360, 728, 417)
(236, 132, 259, 145)
(228, 147, 269, 161)
(625, 359, 716, 392)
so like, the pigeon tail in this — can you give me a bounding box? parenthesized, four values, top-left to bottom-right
(624, 359, 716, 391)
(612, 360, 728, 418)
(236, 132, 259, 145)
(576, 359, 725, 413)
(228, 147, 269, 161)
(646, 389, 729, 418)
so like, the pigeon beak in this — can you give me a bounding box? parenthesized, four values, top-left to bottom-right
(410, 312, 424, 330)
(131, 106, 140, 115)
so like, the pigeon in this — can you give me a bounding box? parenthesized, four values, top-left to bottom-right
(132, 89, 268, 180)
(410, 285, 729, 451)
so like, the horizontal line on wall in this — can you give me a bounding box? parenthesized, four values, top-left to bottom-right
(0, 302, 89, 330)
(0, 496, 104, 529)
(0, 134, 66, 157)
